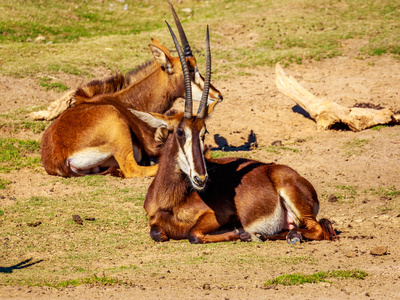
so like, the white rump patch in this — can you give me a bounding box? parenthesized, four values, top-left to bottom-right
(279, 189, 302, 227)
(244, 202, 285, 235)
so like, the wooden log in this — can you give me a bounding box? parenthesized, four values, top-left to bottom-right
(30, 90, 76, 121)
(275, 63, 399, 131)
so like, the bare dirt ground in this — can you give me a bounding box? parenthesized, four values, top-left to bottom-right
(1, 40, 400, 299)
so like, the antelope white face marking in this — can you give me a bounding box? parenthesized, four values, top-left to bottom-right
(177, 126, 193, 177)
(176, 125, 207, 190)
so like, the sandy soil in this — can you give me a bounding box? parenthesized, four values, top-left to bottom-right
(0, 40, 399, 299)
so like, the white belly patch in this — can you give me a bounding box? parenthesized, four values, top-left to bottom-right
(68, 148, 115, 170)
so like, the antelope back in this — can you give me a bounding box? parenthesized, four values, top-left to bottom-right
(73, 42, 222, 111)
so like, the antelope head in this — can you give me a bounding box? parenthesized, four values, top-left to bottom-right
(131, 21, 219, 190)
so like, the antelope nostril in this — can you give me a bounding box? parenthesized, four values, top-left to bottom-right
(194, 175, 207, 186)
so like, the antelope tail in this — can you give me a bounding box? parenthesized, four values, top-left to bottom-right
(319, 218, 339, 241)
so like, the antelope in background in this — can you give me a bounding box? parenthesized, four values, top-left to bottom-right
(41, 2, 222, 178)
(133, 22, 338, 244)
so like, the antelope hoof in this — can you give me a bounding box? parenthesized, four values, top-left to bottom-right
(239, 232, 252, 242)
(286, 230, 303, 245)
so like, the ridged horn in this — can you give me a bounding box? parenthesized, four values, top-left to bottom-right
(166, 21, 192, 119)
(197, 26, 211, 119)
(168, 0, 193, 58)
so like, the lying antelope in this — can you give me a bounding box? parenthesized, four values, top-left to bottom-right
(133, 23, 338, 244)
(41, 2, 222, 178)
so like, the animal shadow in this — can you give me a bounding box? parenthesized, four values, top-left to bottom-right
(212, 130, 257, 152)
(0, 258, 44, 274)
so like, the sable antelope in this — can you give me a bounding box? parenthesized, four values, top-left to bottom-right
(41, 2, 222, 178)
(133, 23, 338, 244)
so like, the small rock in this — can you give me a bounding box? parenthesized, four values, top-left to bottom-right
(181, 8, 192, 14)
(203, 283, 211, 290)
(370, 246, 387, 256)
(34, 35, 46, 43)
(72, 215, 83, 225)
(344, 251, 357, 258)
(328, 194, 338, 203)
(271, 140, 283, 146)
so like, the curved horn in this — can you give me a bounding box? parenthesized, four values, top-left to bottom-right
(197, 26, 211, 119)
(168, 0, 193, 58)
(166, 21, 192, 119)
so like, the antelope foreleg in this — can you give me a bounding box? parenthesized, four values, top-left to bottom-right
(188, 212, 250, 244)
(115, 150, 158, 178)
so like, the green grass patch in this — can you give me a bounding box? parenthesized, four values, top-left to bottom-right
(0, 106, 50, 134)
(342, 138, 369, 156)
(211, 150, 252, 159)
(260, 145, 299, 155)
(334, 185, 357, 202)
(265, 270, 368, 286)
(368, 186, 399, 198)
(43, 275, 125, 288)
(0, 0, 399, 77)
(0, 138, 41, 173)
(0, 120, 50, 134)
(0, 178, 11, 189)
(371, 125, 389, 131)
(39, 77, 68, 92)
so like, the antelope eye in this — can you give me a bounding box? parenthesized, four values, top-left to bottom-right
(176, 128, 185, 137)
(201, 129, 208, 141)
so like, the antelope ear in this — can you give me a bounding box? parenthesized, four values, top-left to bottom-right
(151, 38, 161, 47)
(149, 45, 173, 74)
(207, 98, 221, 115)
(129, 109, 171, 129)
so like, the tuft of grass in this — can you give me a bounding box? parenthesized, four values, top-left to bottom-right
(0, 106, 50, 134)
(0, 120, 50, 134)
(334, 185, 357, 202)
(0, 178, 11, 189)
(0, 138, 41, 173)
(261, 145, 299, 155)
(369, 186, 399, 198)
(265, 270, 368, 286)
(42, 275, 126, 288)
(342, 138, 369, 156)
(39, 77, 68, 92)
(372, 125, 389, 131)
(211, 150, 251, 159)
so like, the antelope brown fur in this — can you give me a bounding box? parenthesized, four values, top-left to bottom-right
(41, 2, 222, 178)
(134, 23, 338, 244)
